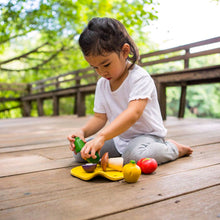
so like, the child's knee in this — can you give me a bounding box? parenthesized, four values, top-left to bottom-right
(122, 142, 147, 164)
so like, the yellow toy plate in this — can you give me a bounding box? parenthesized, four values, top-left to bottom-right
(71, 164, 124, 181)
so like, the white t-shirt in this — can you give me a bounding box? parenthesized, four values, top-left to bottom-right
(94, 64, 167, 154)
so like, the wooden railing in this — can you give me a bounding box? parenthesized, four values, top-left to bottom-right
(28, 67, 97, 94)
(1, 37, 220, 119)
(139, 36, 220, 119)
(0, 83, 27, 113)
(140, 37, 220, 69)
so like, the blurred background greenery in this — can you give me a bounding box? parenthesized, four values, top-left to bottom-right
(0, 0, 219, 119)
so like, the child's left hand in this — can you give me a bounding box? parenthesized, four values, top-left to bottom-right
(81, 135, 105, 160)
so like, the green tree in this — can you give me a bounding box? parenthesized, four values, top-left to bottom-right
(0, 0, 159, 118)
(0, 0, 159, 82)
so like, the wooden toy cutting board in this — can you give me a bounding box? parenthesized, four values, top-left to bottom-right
(71, 164, 124, 181)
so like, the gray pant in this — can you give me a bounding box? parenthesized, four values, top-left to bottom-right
(74, 134, 179, 165)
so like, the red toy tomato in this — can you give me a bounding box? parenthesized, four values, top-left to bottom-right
(137, 158, 158, 174)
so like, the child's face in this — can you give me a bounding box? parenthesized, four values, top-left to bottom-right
(84, 44, 130, 83)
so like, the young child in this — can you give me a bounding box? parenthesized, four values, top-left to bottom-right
(67, 17, 193, 165)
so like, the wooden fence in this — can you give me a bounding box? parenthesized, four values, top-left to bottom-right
(139, 37, 220, 119)
(1, 36, 220, 119)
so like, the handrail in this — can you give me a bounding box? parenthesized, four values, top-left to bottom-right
(0, 36, 220, 118)
(139, 36, 220, 69)
(140, 36, 220, 58)
(31, 36, 220, 92)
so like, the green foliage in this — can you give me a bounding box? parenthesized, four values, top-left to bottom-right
(86, 94, 95, 115)
(0, 0, 159, 81)
(186, 84, 220, 118)
(166, 83, 220, 119)
(0, 0, 159, 118)
(59, 97, 75, 115)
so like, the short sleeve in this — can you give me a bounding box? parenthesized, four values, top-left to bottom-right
(128, 73, 154, 102)
(93, 79, 106, 113)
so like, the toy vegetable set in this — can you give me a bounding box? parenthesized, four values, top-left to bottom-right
(71, 137, 158, 183)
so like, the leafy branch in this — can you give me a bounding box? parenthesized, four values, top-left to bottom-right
(0, 45, 74, 72)
(0, 42, 48, 65)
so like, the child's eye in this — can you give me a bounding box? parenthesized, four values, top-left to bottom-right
(104, 63, 110, 67)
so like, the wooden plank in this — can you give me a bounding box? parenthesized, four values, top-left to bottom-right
(0, 82, 27, 92)
(0, 141, 219, 177)
(0, 97, 20, 102)
(0, 155, 74, 177)
(0, 116, 219, 152)
(0, 164, 219, 220)
(151, 64, 220, 81)
(100, 185, 220, 220)
(0, 116, 91, 149)
(32, 73, 97, 91)
(0, 117, 219, 219)
(21, 84, 96, 101)
(1, 145, 71, 160)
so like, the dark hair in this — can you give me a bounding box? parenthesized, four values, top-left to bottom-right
(79, 17, 139, 68)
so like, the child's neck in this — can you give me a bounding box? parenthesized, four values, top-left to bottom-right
(110, 61, 131, 91)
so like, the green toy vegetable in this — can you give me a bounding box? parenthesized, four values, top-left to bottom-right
(74, 137, 100, 164)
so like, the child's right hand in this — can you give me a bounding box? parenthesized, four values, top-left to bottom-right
(67, 130, 85, 154)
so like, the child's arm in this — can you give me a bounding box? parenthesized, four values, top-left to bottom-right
(81, 98, 148, 160)
(67, 112, 107, 152)
(82, 112, 107, 138)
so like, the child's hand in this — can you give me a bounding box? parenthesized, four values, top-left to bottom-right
(81, 135, 105, 160)
(67, 130, 85, 154)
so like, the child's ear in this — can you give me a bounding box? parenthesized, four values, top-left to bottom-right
(121, 43, 130, 59)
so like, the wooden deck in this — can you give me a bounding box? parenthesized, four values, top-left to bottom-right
(0, 116, 220, 220)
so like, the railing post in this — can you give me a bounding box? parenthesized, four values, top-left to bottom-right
(184, 49, 190, 69)
(178, 49, 190, 118)
(37, 98, 44, 116)
(74, 72, 80, 115)
(55, 78, 60, 89)
(40, 82, 44, 93)
(53, 95, 59, 116)
(76, 91, 86, 117)
(178, 83, 187, 118)
(154, 80, 166, 120)
(26, 83, 32, 95)
(21, 101, 31, 117)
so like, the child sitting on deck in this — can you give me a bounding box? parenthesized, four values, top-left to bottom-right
(67, 17, 193, 165)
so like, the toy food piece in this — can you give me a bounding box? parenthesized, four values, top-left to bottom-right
(108, 158, 124, 171)
(137, 158, 158, 174)
(82, 163, 97, 173)
(101, 152, 109, 171)
(74, 137, 100, 164)
(123, 160, 141, 183)
(100, 152, 124, 171)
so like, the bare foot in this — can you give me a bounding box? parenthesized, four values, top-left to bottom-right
(167, 139, 193, 158)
